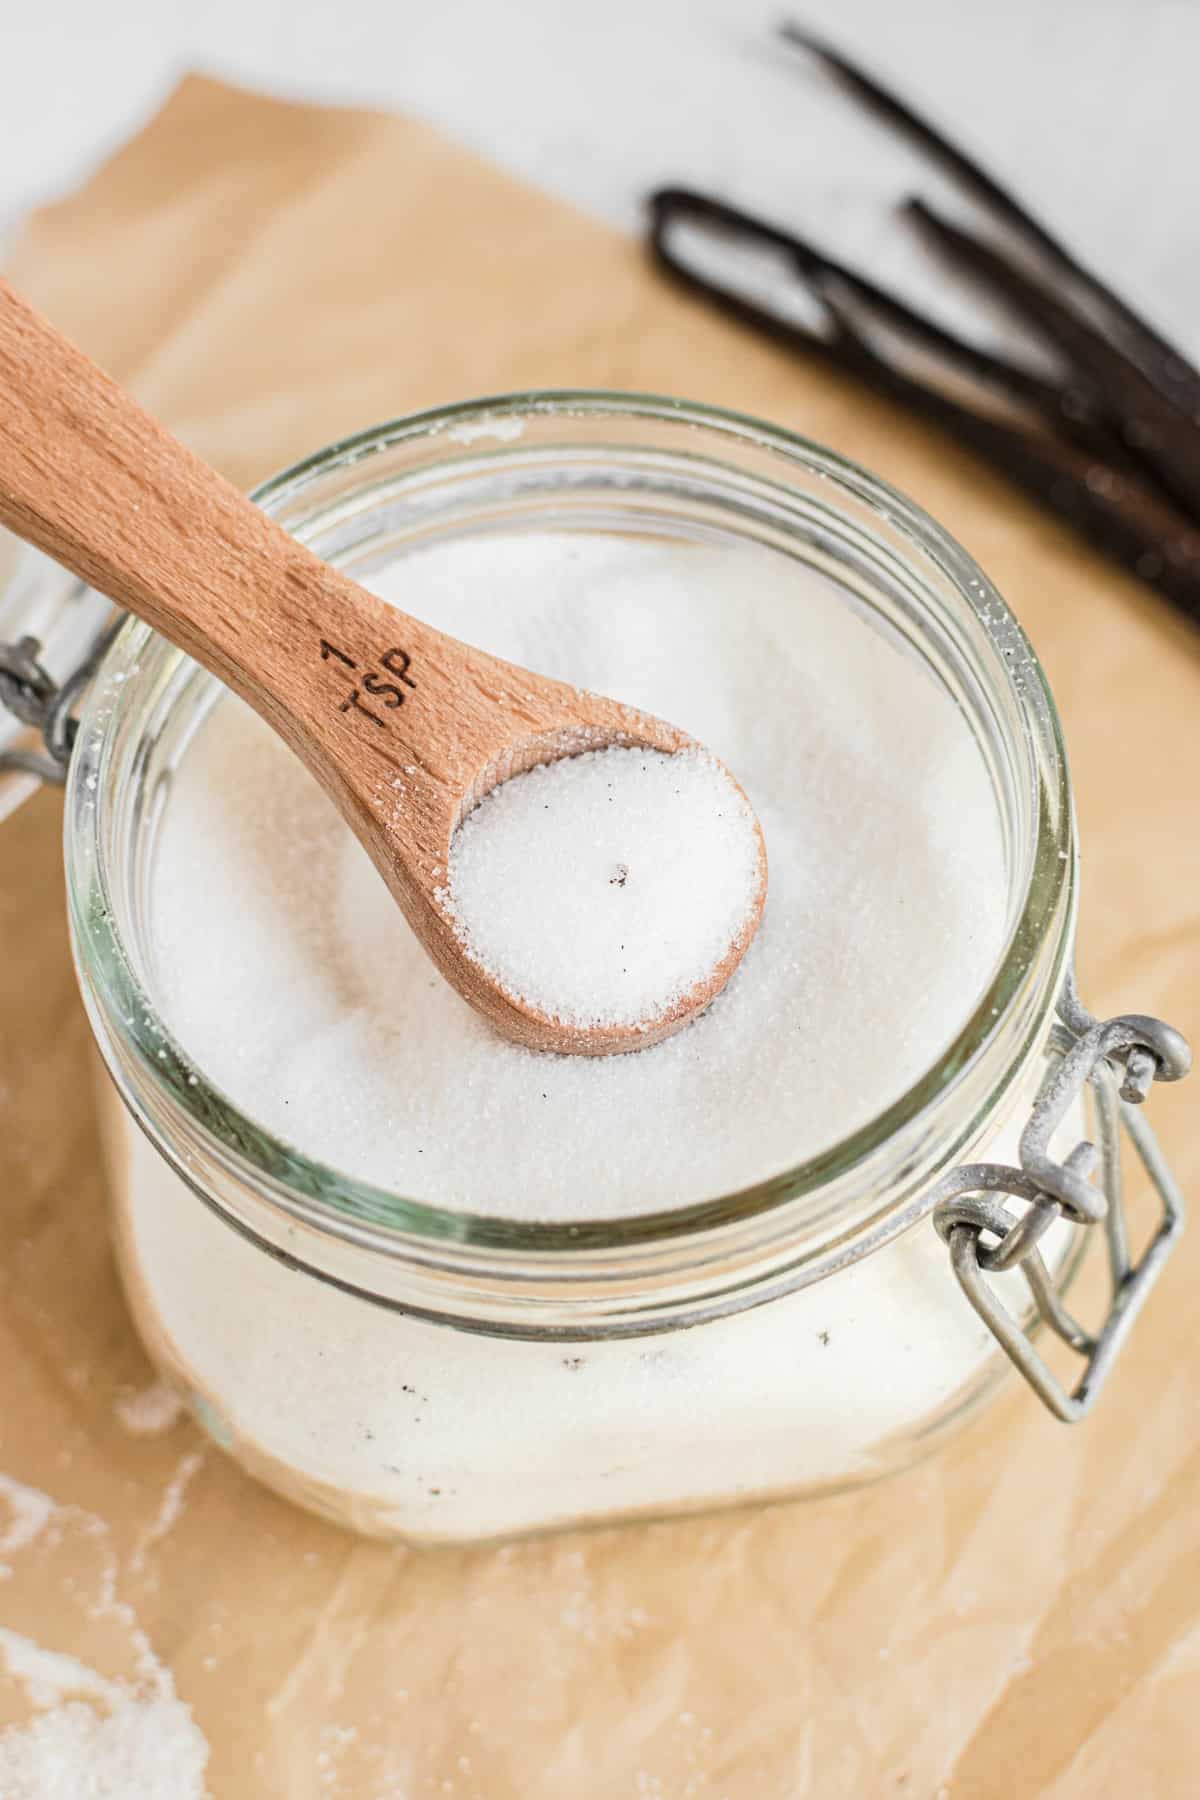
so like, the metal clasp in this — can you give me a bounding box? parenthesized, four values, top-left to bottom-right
(0, 618, 122, 785)
(932, 976, 1190, 1421)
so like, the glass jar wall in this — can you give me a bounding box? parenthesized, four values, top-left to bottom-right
(67, 395, 1086, 1542)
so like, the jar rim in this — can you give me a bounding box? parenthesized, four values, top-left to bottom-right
(65, 389, 1076, 1271)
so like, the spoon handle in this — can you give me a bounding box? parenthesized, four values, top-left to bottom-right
(0, 282, 761, 1055)
(0, 276, 446, 777)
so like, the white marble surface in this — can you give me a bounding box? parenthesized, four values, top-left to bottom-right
(1, 1, 1197, 353)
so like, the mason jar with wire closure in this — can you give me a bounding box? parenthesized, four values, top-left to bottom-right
(3, 393, 1189, 1543)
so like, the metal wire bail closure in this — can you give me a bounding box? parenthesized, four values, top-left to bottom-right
(932, 975, 1190, 1421)
(0, 618, 122, 784)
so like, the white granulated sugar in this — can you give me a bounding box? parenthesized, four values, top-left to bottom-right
(129, 1451, 205, 1574)
(0, 1472, 55, 1559)
(148, 532, 1007, 1221)
(0, 1643, 208, 1800)
(0, 1482, 209, 1800)
(114, 1380, 184, 1436)
(445, 746, 761, 1028)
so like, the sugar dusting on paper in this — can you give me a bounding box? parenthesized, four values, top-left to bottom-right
(130, 1453, 206, 1577)
(115, 1381, 184, 1437)
(0, 1474, 54, 1565)
(0, 1470, 210, 1798)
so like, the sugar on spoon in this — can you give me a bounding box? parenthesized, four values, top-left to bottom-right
(0, 279, 766, 1055)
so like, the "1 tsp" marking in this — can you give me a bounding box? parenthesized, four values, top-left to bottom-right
(319, 640, 417, 728)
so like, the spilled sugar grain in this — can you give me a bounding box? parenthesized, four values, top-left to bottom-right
(0, 1473, 54, 1562)
(0, 1471, 210, 1798)
(444, 746, 763, 1028)
(115, 1381, 184, 1436)
(130, 1451, 206, 1574)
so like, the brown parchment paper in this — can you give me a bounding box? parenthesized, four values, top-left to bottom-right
(2, 77, 1199, 1799)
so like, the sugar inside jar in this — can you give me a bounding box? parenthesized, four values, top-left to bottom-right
(67, 395, 1179, 1544)
(147, 529, 1006, 1218)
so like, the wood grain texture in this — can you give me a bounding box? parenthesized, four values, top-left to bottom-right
(0, 277, 764, 1053)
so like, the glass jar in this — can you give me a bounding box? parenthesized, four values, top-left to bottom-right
(42, 393, 1187, 1544)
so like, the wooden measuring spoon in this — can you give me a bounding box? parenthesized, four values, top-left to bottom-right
(0, 279, 766, 1054)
